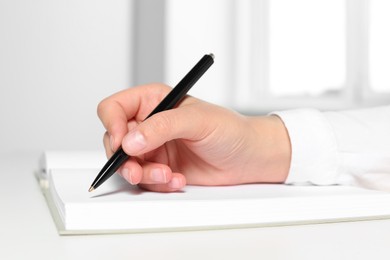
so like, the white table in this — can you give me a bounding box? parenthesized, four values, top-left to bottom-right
(1, 152, 390, 260)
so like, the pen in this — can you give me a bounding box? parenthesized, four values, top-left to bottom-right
(88, 53, 215, 192)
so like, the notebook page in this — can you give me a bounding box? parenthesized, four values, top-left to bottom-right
(50, 169, 386, 203)
(48, 169, 390, 231)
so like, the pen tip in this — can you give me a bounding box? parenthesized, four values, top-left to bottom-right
(88, 186, 95, 192)
(208, 53, 215, 60)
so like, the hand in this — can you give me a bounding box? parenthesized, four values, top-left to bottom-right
(97, 83, 291, 192)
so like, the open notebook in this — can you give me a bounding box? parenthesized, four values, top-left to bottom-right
(37, 151, 390, 235)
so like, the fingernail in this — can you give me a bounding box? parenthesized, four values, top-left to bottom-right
(151, 168, 167, 183)
(123, 131, 146, 154)
(168, 177, 182, 189)
(121, 168, 134, 185)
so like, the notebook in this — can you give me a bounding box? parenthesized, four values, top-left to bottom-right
(37, 150, 390, 235)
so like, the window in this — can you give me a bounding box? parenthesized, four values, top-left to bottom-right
(158, 0, 390, 113)
(369, 0, 390, 94)
(268, 0, 346, 97)
(235, 0, 390, 112)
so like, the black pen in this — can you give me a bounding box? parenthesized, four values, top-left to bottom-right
(88, 53, 215, 192)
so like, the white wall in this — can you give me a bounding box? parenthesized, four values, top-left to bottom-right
(165, 0, 236, 108)
(0, 0, 132, 152)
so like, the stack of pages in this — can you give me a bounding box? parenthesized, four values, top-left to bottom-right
(37, 151, 390, 235)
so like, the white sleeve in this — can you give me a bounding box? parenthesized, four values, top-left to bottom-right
(273, 106, 390, 191)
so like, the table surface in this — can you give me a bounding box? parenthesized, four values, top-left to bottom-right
(1, 152, 390, 260)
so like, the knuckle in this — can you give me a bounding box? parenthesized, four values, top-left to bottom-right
(147, 113, 173, 136)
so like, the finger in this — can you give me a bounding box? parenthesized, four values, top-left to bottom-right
(97, 84, 172, 147)
(139, 162, 173, 184)
(127, 119, 139, 132)
(138, 173, 187, 192)
(104, 119, 139, 154)
(120, 160, 173, 185)
(103, 131, 114, 157)
(118, 157, 143, 185)
(121, 101, 212, 156)
(97, 99, 129, 151)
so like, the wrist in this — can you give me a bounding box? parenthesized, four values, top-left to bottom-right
(247, 115, 291, 183)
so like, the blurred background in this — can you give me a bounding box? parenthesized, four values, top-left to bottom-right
(1, 0, 389, 153)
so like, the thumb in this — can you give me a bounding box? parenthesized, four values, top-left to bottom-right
(121, 107, 205, 156)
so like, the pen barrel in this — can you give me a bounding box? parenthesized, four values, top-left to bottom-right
(91, 148, 129, 189)
(90, 53, 214, 191)
(146, 54, 214, 119)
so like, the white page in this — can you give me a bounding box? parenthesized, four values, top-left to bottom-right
(51, 169, 385, 202)
(40, 150, 106, 173)
(47, 169, 390, 233)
